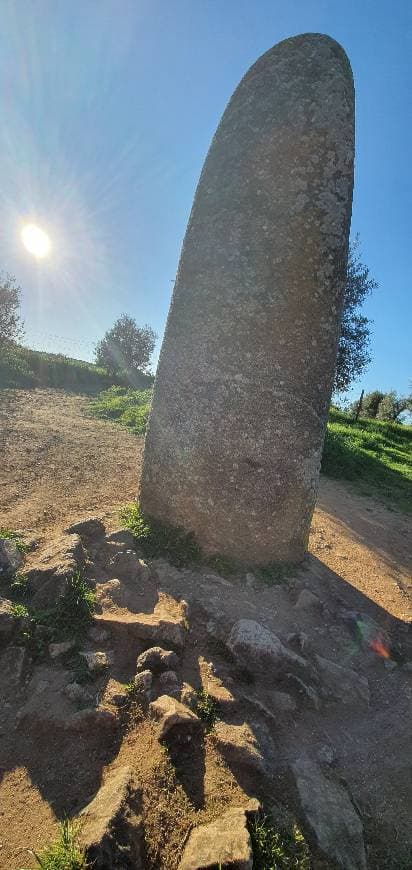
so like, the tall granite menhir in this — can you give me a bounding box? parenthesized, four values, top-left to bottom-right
(140, 33, 355, 564)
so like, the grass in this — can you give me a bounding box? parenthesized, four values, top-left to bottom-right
(119, 502, 202, 567)
(322, 408, 412, 513)
(193, 689, 219, 731)
(249, 814, 310, 869)
(18, 572, 96, 657)
(0, 342, 153, 394)
(88, 385, 152, 435)
(0, 527, 27, 554)
(20, 819, 88, 870)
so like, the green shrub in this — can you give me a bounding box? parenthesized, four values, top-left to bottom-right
(193, 689, 219, 730)
(249, 814, 310, 869)
(20, 819, 88, 870)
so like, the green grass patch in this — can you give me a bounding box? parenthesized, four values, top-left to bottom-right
(0, 527, 27, 554)
(249, 814, 310, 869)
(18, 573, 96, 657)
(20, 818, 88, 870)
(322, 408, 412, 512)
(119, 502, 201, 567)
(88, 385, 152, 435)
(193, 689, 219, 731)
(0, 343, 153, 394)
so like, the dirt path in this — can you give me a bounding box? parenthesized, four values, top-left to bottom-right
(0, 388, 411, 869)
(1, 388, 411, 621)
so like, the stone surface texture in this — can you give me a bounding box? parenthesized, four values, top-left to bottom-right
(149, 694, 201, 740)
(291, 756, 367, 869)
(179, 807, 253, 870)
(79, 765, 143, 869)
(227, 619, 307, 675)
(139, 33, 355, 564)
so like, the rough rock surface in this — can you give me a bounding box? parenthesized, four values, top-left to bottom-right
(136, 646, 179, 673)
(158, 670, 180, 697)
(228, 619, 307, 675)
(97, 592, 187, 650)
(291, 756, 367, 869)
(25, 533, 85, 607)
(213, 722, 268, 774)
(0, 597, 20, 645)
(80, 765, 143, 869)
(315, 655, 370, 705)
(133, 669, 152, 696)
(179, 807, 253, 870)
(0, 538, 23, 577)
(65, 517, 105, 538)
(149, 695, 201, 741)
(139, 33, 355, 563)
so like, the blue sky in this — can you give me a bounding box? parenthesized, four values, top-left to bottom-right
(0, 0, 410, 403)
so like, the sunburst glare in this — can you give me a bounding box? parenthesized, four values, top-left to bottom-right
(21, 223, 51, 259)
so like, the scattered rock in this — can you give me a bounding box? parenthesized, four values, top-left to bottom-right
(136, 646, 179, 674)
(213, 722, 267, 775)
(0, 645, 27, 686)
(68, 708, 117, 733)
(0, 538, 23, 577)
(179, 807, 253, 869)
(294, 589, 321, 610)
(63, 682, 93, 704)
(26, 533, 85, 607)
(0, 597, 20, 645)
(315, 655, 370, 706)
(65, 517, 105, 538)
(105, 529, 137, 549)
(291, 756, 367, 869)
(108, 550, 149, 583)
(244, 690, 297, 718)
(79, 765, 143, 869)
(49, 640, 75, 659)
(158, 670, 180, 697)
(97, 593, 188, 650)
(88, 625, 111, 644)
(206, 612, 230, 644)
(80, 650, 112, 673)
(286, 674, 320, 710)
(180, 682, 197, 707)
(149, 695, 201, 741)
(133, 670, 152, 697)
(227, 619, 307, 677)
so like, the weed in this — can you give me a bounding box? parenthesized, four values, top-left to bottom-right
(17, 573, 96, 657)
(249, 814, 310, 869)
(88, 386, 152, 435)
(193, 689, 219, 731)
(20, 818, 88, 870)
(10, 602, 29, 618)
(0, 528, 27, 554)
(255, 562, 295, 587)
(120, 503, 201, 568)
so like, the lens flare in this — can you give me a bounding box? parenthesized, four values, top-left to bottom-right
(369, 638, 390, 659)
(21, 223, 51, 258)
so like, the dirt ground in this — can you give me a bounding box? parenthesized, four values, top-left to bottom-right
(0, 388, 411, 869)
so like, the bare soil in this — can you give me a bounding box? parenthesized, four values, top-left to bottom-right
(0, 388, 411, 869)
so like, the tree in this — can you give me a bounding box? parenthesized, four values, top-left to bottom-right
(95, 315, 157, 379)
(0, 274, 24, 345)
(333, 237, 377, 393)
(376, 391, 411, 422)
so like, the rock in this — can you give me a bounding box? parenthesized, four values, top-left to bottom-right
(68, 708, 117, 733)
(213, 722, 267, 775)
(0, 645, 27, 686)
(136, 646, 179, 674)
(158, 670, 180, 697)
(286, 674, 320, 710)
(65, 517, 105, 538)
(96, 592, 188, 650)
(88, 625, 111, 644)
(139, 34, 354, 565)
(244, 690, 297, 718)
(108, 550, 148, 583)
(0, 597, 20, 645)
(149, 695, 201, 741)
(98, 579, 124, 606)
(26, 533, 85, 607)
(315, 655, 370, 706)
(291, 756, 367, 869)
(228, 620, 307, 676)
(80, 650, 112, 673)
(206, 613, 230, 644)
(0, 538, 23, 577)
(180, 682, 197, 707)
(179, 807, 253, 869)
(294, 589, 321, 610)
(49, 640, 75, 659)
(133, 669, 152, 697)
(64, 682, 93, 704)
(79, 765, 143, 869)
(105, 529, 137, 549)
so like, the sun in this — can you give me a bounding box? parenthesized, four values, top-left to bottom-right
(21, 223, 51, 258)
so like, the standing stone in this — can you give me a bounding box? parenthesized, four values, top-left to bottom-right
(140, 33, 354, 564)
